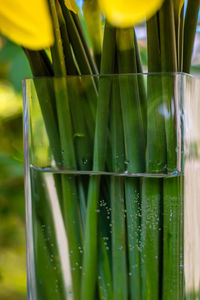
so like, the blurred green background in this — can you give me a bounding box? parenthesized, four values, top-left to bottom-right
(0, 37, 31, 300)
(0, 25, 200, 299)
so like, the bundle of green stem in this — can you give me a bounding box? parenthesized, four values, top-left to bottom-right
(25, 0, 200, 299)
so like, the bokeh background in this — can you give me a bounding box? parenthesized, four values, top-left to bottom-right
(0, 39, 31, 299)
(0, 18, 200, 300)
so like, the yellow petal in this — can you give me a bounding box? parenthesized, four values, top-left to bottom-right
(0, 0, 54, 50)
(64, 0, 78, 14)
(99, 0, 164, 27)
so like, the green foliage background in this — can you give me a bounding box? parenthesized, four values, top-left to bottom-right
(0, 38, 31, 300)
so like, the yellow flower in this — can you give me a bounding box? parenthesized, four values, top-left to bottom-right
(99, 0, 165, 28)
(64, 0, 78, 14)
(0, 0, 54, 50)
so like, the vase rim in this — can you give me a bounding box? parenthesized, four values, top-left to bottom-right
(22, 71, 194, 82)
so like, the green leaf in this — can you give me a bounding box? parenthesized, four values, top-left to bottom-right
(173, 0, 184, 16)
(0, 40, 32, 92)
(83, 0, 102, 68)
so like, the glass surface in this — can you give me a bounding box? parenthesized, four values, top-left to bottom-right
(23, 73, 200, 299)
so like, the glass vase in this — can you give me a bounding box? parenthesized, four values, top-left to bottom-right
(23, 73, 200, 300)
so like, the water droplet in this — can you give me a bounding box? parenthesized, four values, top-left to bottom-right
(82, 158, 88, 165)
(74, 132, 85, 138)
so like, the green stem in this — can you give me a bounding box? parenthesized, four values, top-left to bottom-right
(161, 76, 180, 300)
(57, 5, 78, 75)
(82, 0, 101, 70)
(141, 75, 166, 300)
(162, 176, 181, 299)
(141, 178, 162, 300)
(125, 178, 141, 299)
(174, 5, 184, 72)
(48, 0, 66, 76)
(179, 8, 184, 72)
(67, 82, 94, 234)
(111, 177, 127, 300)
(147, 13, 161, 72)
(24, 50, 62, 165)
(111, 79, 127, 300)
(183, 0, 200, 73)
(116, 27, 145, 300)
(159, 2, 180, 298)
(24, 50, 69, 298)
(24, 49, 54, 76)
(68, 84, 93, 171)
(58, 1, 97, 79)
(81, 22, 116, 300)
(98, 236, 113, 300)
(143, 14, 165, 300)
(58, 1, 98, 124)
(159, 0, 177, 72)
(81, 175, 100, 300)
(31, 170, 66, 299)
(116, 28, 145, 172)
(72, 12, 99, 74)
(48, 2, 83, 299)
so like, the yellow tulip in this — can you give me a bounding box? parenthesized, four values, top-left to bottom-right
(99, 0, 165, 27)
(64, 0, 78, 14)
(0, 0, 54, 50)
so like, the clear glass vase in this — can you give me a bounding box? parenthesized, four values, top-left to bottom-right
(23, 73, 200, 300)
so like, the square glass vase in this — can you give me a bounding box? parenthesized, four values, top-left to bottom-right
(23, 73, 200, 299)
